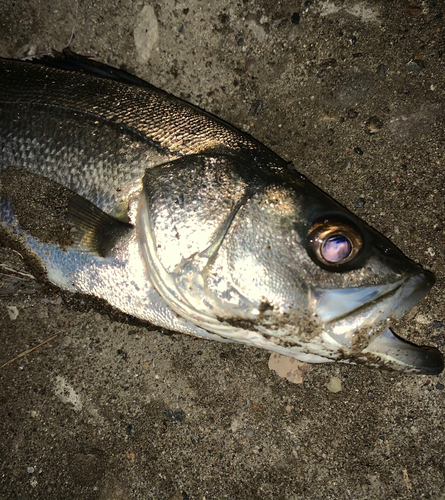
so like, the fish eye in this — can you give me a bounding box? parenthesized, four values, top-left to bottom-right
(322, 234, 351, 263)
(307, 219, 363, 267)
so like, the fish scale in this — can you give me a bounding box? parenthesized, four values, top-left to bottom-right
(0, 100, 166, 211)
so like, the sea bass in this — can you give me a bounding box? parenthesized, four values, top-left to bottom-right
(0, 53, 442, 374)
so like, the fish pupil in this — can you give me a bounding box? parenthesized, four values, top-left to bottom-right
(322, 234, 351, 263)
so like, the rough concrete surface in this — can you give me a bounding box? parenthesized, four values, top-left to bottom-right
(0, 0, 444, 499)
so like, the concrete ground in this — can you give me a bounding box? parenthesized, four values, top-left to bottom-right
(0, 0, 444, 498)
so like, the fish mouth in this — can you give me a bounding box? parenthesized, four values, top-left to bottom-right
(312, 271, 443, 374)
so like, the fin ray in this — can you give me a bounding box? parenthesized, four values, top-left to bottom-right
(68, 194, 133, 257)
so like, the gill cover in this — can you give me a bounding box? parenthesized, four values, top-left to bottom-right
(137, 154, 267, 338)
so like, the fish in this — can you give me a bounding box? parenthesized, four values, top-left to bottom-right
(0, 51, 443, 375)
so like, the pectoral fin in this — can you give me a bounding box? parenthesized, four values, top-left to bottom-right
(0, 166, 133, 258)
(67, 194, 133, 257)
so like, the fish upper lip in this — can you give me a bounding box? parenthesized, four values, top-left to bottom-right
(314, 271, 433, 327)
(312, 279, 403, 325)
(324, 282, 402, 325)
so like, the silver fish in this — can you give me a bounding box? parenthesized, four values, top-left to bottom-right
(0, 53, 442, 374)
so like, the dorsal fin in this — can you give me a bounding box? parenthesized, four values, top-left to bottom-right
(29, 48, 155, 88)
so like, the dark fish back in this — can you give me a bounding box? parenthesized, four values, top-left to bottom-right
(0, 58, 278, 161)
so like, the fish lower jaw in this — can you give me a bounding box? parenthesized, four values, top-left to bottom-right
(231, 322, 443, 375)
(312, 328, 443, 375)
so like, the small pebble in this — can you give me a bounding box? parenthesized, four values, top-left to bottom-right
(27, 467, 35, 474)
(231, 418, 241, 432)
(365, 116, 383, 134)
(326, 377, 342, 393)
(433, 320, 443, 329)
(268, 353, 308, 384)
(427, 247, 435, 257)
(355, 197, 366, 208)
(415, 314, 429, 325)
(164, 409, 185, 422)
(6, 306, 19, 320)
(376, 64, 388, 77)
(348, 109, 359, 119)
(354, 147, 364, 155)
(291, 12, 300, 24)
(404, 6, 421, 15)
(406, 58, 425, 70)
(436, 382, 444, 391)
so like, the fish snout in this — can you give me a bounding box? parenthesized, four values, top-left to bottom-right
(310, 269, 442, 373)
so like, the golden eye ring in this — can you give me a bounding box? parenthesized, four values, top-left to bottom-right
(307, 220, 363, 267)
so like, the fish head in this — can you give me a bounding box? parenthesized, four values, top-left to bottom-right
(138, 154, 443, 374)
